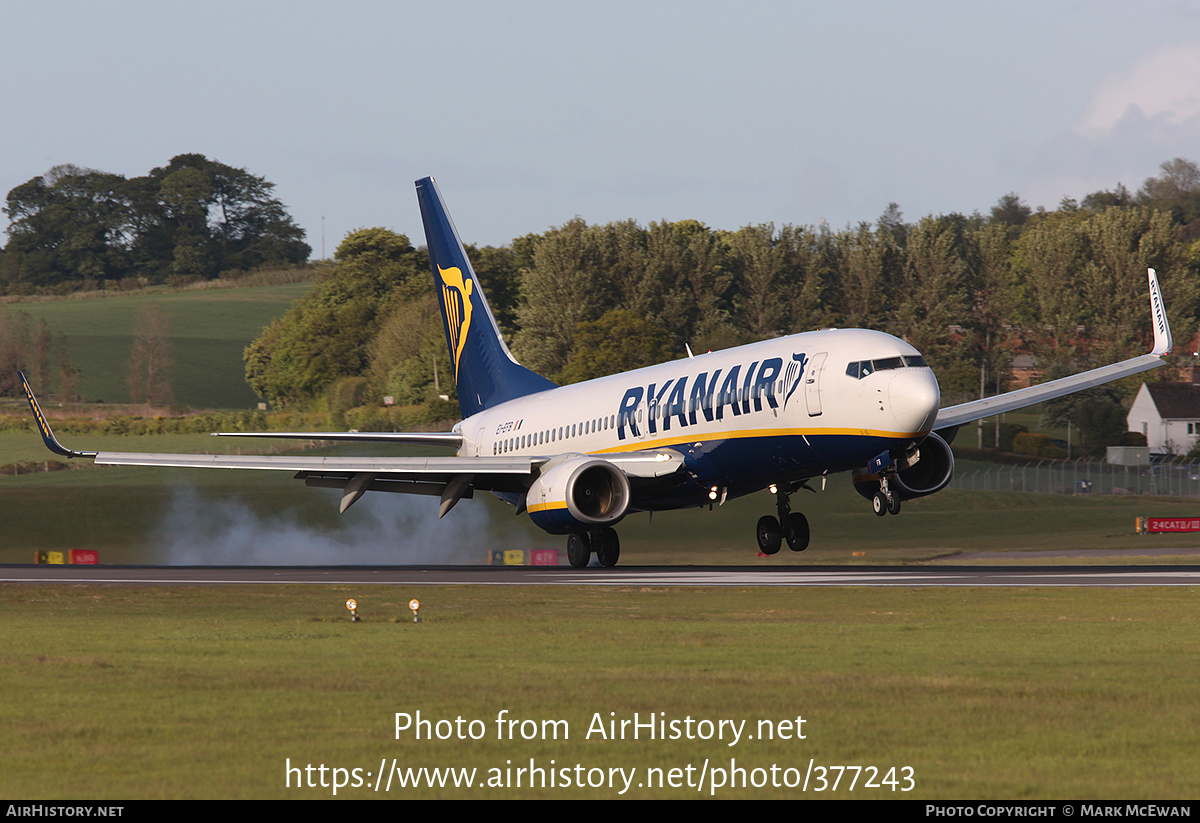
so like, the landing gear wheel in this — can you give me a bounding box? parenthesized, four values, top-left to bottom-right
(784, 512, 810, 552)
(594, 527, 621, 567)
(887, 494, 901, 515)
(566, 532, 591, 568)
(872, 491, 888, 517)
(756, 515, 782, 555)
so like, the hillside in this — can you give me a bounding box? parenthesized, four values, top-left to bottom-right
(10, 283, 312, 409)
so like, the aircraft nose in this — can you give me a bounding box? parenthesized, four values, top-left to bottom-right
(889, 367, 940, 433)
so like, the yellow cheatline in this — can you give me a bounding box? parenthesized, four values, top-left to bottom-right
(592, 426, 932, 455)
(527, 500, 568, 514)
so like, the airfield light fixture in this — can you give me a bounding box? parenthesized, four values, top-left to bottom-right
(409, 599, 422, 623)
(346, 598, 361, 623)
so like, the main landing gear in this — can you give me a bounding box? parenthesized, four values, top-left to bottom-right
(566, 527, 621, 568)
(755, 484, 810, 555)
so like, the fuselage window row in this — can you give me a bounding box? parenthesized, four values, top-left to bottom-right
(492, 414, 625, 454)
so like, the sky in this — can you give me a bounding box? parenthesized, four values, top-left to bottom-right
(2, 0, 1199, 253)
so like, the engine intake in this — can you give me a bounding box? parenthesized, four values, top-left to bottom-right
(853, 431, 955, 502)
(526, 457, 632, 534)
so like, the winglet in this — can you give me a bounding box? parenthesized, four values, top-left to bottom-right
(19, 371, 96, 459)
(1148, 268, 1172, 356)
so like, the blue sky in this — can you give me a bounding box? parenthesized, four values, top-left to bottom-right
(2, 1, 1198, 252)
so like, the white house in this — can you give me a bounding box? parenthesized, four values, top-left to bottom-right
(1127, 380, 1200, 457)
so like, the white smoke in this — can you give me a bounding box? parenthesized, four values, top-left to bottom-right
(153, 486, 497, 565)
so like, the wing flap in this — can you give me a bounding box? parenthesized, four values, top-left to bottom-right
(93, 452, 539, 474)
(214, 431, 464, 447)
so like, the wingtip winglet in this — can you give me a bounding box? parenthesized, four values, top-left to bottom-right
(1148, 268, 1173, 356)
(19, 370, 94, 459)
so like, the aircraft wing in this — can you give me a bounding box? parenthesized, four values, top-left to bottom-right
(934, 268, 1172, 432)
(212, 431, 464, 447)
(20, 369, 684, 513)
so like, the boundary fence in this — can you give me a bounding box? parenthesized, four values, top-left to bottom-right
(950, 458, 1200, 497)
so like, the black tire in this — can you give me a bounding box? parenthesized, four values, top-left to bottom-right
(566, 532, 591, 568)
(785, 512, 810, 552)
(595, 527, 621, 567)
(872, 491, 887, 517)
(756, 515, 782, 555)
(887, 494, 901, 515)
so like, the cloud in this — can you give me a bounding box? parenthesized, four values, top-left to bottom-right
(1075, 39, 1200, 139)
(1017, 39, 1200, 210)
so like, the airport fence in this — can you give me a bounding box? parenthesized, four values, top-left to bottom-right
(950, 458, 1200, 498)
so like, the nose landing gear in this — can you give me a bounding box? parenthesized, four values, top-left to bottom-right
(871, 475, 901, 516)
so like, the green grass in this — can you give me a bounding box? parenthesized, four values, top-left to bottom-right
(12, 283, 312, 408)
(3, 444, 1200, 564)
(1, 584, 1198, 799)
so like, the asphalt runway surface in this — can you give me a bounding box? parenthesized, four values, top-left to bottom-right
(4, 564, 1200, 586)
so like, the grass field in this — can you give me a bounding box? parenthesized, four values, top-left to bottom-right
(4, 443, 1200, 799)
(2, 584, 1198, 799)
(3, 448, 1200, 565)
(11, 283, 312, 408)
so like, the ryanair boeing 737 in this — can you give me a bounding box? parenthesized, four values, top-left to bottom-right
(21, 178, 1175, 567)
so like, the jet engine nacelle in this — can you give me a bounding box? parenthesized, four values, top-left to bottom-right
(526, 457, 631, 534)
(853, 431, 955, 502)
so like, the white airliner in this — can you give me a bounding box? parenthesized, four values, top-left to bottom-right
(21, 177, 1175, 567)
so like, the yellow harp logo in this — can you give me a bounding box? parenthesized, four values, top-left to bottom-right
(438, 265, 474, 378)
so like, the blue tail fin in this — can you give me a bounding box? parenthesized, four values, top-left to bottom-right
(415, 177, 557, 418)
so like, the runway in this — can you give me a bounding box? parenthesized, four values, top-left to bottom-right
(4, 564, 1200, 586)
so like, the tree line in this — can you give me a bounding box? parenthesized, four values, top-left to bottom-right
(1, 154, 310, 293)
(244, 158, 1200, 433)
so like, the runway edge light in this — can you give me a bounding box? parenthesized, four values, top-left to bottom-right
(409, 599, 421, 624)
(346, 598, 361, 623)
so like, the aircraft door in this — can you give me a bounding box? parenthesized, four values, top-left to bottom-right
(805, 352, 828, 416)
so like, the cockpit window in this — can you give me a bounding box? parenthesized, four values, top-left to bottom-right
(845, 355, 931, 379)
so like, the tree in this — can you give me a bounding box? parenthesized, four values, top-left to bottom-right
(830, 222, 889, 330)
(557, 309, 676, 383)
(513, 217, 613, 377)
(3, 165, 132, 289)
(990, 192, 1032, 227)
(126, 303, 173, 405)
(1, 155, 309, 290)
(56, 333, 79, 402)
(1138, 157, 1200, 224)
(1139, 157, 1200, 203)
(244, 228, 424, 406)
(887, 215, 968, 363)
